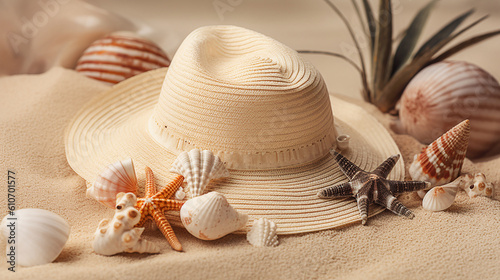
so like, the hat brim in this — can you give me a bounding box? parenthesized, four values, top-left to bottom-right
(65, 67, 404, 234)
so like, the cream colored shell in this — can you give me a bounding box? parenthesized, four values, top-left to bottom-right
(462, 173, 495, 198)
(87, 158, 138, 208)
(422, 181, 459, 212)
(170, 149, 230, 198)
(1, 209, 70, 267)
(92, 193, 159, 255)
(180, 192, 248, 240)
(247, 218, 279, 247)
(396, 61, 500, 159)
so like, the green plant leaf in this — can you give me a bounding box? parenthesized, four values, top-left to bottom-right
(375, 14, 489, 112)
(430, 30, 500, 63)
(391, 0, 438, 76)
(361, 0, 376, 55)
(371, 0, 392, 100)
(413, 9, 474, 58)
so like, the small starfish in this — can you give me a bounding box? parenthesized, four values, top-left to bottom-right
(135, 167, 185, 251)
(318, 151, 430, 225)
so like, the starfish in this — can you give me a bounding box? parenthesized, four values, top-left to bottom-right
(318, 151, 431, 225)
(135, 166, 185, 251)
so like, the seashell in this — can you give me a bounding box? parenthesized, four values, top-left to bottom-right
(409, 119, 470, 187)
(394, 61, 500, 159)
(336, 134, 351, 151)
(1, 209, 70, 267)
(462, 173, 495, 198)
(247, 218, 279, 247)
(76, 31, 170, 85)
(422, 180, 460, 211)
(170, 149, 230, 198)
(87, 158, 138, 208)
(180, 192, 248, 240)
(92, 192, 160, 255)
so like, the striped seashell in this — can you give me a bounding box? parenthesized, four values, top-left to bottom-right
(422, 179, 460, 212)
(394, 61, 500, 159)
(87, 158, 138, 208)
(247, 218, 279, 247)
(409, 119, 470, 187)
(170, 149, 230, 198)
(76, 31, 170, 85)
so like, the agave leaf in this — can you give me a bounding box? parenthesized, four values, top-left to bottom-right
(413, 9, 474, 58)
(375, 14, 489, 112)
(371, 0, 392, 101)
(361, 0, 376, 54)
(430, 30, 500, 63)
(391, 0, 438, 75)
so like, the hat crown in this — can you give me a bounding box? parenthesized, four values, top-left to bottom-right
(149, 26, 337, 169)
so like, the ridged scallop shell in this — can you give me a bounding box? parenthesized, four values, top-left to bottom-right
(180, 192, 248, 240)
(92, 192, 160, 255)
(76, 31, 170, 85)
(87, 158, 138, 208)
(1, 209, 70, 267)
(409, 119, 470, 186)
(395, 61, 500, 159)
(247, 218, 279, 247)
(422, 180, 459, 211)
(170, 149, 230, 198)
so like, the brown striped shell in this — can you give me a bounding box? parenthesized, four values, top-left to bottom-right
(76, 31, 170, 85)
(396, 61, 500, 159)
(409, 119, 470, 186)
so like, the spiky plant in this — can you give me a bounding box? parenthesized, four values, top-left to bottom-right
(299, 0, 500, 112)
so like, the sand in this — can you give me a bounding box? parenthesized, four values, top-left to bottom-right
(0, 67, 499, 280)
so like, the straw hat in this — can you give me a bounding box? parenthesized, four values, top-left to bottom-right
(65, 25, 403, 234)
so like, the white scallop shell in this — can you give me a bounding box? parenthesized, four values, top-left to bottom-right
(422, 182, 459, 212)
(1, 209, 70, 267)
(395, 61, 500, 159)
(76, 31, 170, 85)
(180, 192, 248, 240)
(92, 193, 160, 255)
(170, 149, 230, 198)
(247, 218, 279, 247)
(87, 158, 138, 208)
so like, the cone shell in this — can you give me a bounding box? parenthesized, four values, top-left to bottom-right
(87, 158, 138, 208)
(1, 209, 70, 267)
(247, 218, 279, 247)
(409, 120, 470, 186)
(180, 192, 248, 240)
(422, 181, 459, 212)
(397, 61, 500, 159)
(170, 149, 230, 198)
(76, 31, 170, 85)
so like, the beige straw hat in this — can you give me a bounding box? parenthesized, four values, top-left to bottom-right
(65, 25, 403, 234)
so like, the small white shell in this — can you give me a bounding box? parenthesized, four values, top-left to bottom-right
(180, 192, 248, 240)
(422, 182, 459, 212)
(87, 158, 138, 208)
(92, 193, 160, 255)
(336, 134, 351, 151)
(1, 209, 70, 267)
(247, 218, 279, 247)
(462, 173, 495, 198)
(395, 61, 500, 159)
(170, 149, 230, 198)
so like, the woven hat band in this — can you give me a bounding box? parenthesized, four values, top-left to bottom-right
(148, 25, 338, 169)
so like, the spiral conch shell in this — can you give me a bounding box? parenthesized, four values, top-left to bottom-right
(394, 61, 500, 159)
(180, 192, 248, 240)
(92, 192, 160, 255)
(247, 218, 279, 247)
(409, 120, 470, 187)
(1, 209, 70, 267)
(87, 158, 138, 208)
(170, 149, 230, 198)
(422, 179, 460, 212)
(76, 31, 170, 85)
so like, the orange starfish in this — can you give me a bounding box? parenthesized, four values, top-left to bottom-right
(135, 166, 185, 251)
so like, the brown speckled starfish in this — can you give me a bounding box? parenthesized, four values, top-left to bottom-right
(319, 151, 430, 225)
(135, 167, 185, 251)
